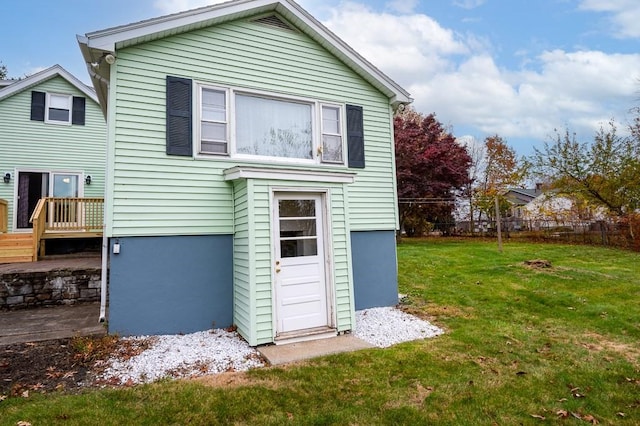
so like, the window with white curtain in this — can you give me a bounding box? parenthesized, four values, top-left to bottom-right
(236, 94, 313, 159)
(197, 84, 344, 165)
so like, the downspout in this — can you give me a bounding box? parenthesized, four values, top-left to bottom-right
(99, 228, 108, 322)
(96, 69, 111, 324)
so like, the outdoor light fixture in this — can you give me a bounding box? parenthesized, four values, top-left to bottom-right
(90, 53, 117, 68)
(85, 175, 92, 185)
(3, 172, 10, 184)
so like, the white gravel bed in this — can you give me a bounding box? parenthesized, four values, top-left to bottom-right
(100, 329, 264, 384)
(354, 306, 444, 348)
(100, 307, 443, 384)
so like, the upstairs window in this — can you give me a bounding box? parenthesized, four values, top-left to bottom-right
(200, 88, 228, 154)
(236, 94, 313, 160)
(166, 77, 364, 167)
(46, 93, 72, 124)
(321, 105, 343, 163)
(197, 85, 342, 164)
(30, 91, 86, 125)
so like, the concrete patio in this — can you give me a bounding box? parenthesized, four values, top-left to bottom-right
(0, 302, 105, 346)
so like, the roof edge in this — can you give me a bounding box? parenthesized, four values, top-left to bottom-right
(0, 64, 98, 103)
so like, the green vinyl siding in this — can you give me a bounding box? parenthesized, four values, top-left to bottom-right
(108, 15, 397, 237)
(0, 76, 106, 232)
(232, 179, 252, 342)
(229, 177, 353, 346)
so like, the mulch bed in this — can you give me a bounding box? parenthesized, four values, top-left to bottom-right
(0, 334, 147, 398)
(0, 338, 95, 396)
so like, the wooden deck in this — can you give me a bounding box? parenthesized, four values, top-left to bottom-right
(0, 197, 103, 263)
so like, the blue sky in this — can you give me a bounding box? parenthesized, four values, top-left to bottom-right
(2, 0, 639, 155)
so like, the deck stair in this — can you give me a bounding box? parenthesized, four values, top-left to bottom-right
(0, 233, 34, 263)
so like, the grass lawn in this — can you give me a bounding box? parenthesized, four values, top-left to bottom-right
(2, 240, 639, 425)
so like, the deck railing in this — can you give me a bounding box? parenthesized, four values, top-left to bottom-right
(30, 197, 104, 259)
(0, 199, 7, 233)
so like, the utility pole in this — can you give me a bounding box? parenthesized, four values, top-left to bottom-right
(495, 196, 503, 253)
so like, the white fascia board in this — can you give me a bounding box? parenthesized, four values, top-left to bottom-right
(223, 166, 356, 184)
(0, 64, 98, 103)
(83, 0, 276, 52)
(80, 0, 412, 106)
(77, 35, 110, 117)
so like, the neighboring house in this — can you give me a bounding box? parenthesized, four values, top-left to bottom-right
(0, 65, 106, 236)
(503, 187, 542, 231)
(523, 191, 606, 231)
(78, 0, 412, 345)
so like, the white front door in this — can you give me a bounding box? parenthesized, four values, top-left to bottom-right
(273, 193, 330, 335)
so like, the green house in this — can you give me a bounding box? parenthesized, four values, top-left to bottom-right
(0, 65, 106, 237)
(79, 0, 411, 346)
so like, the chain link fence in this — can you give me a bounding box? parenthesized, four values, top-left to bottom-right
(448, 218, 640, 251)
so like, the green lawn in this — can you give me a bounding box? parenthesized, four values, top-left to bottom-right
(2, 240, 639, 425)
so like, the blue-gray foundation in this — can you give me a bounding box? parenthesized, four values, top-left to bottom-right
(350, 230, 399, 310)
(107, 231, 398, 336)
(108, 235, 233, 336)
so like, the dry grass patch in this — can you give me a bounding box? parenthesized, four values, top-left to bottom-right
(400, 301, 475, 324)
(580, 332, 640, 367)
(193, 369, 288, 390)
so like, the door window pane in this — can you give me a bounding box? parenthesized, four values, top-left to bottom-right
(278, 199, 318, 257)
(52, 175, 78, 197)
(236, 94, 312, 159)
(278, 199, 315, 218)
(280, 239, 317, 257)
(279, 219, 316, 238)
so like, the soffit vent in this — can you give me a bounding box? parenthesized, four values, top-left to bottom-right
(253, 15, 295, 32)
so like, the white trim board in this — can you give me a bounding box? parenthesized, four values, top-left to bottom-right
(223, 166, 356, 183)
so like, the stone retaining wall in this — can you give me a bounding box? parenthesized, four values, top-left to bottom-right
(0, 268, 101, 309)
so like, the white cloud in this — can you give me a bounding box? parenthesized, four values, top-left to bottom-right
(323, 2, 468, 82)
(579, 0, 640, 38)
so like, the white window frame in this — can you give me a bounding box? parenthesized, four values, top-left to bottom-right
(319, 104, 344, 164)
(45, 92, 72, 125)
(198, 86, 230, 155)
(195, 83, 346, 166)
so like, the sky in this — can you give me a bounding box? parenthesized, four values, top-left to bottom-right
(2, 0, 639, 156)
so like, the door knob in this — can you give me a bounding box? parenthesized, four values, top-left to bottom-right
(275, 268, 281, 273)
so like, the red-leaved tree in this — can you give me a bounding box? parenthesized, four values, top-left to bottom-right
(395, 109, 472, 236)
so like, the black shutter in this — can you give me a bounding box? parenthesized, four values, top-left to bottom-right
(346, 104, 365, 168)
(166, 76, 193, 156)
(72, 96, 86, 125)
(30, 91, 46, 121)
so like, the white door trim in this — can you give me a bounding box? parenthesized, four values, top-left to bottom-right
(271, 188, 335, 339)
(12, 168, 85, 231)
